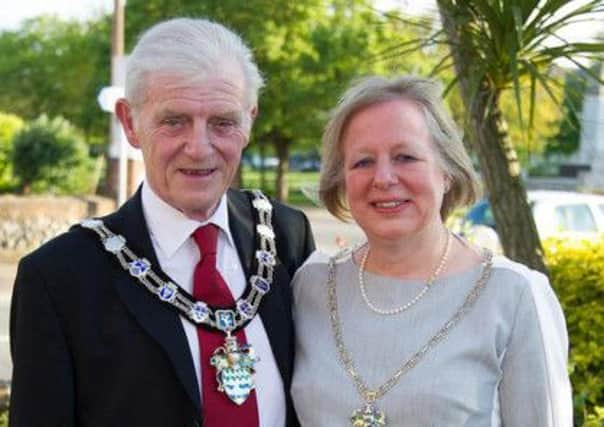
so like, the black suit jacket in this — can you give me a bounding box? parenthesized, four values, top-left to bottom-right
(9, 188, 315, 427)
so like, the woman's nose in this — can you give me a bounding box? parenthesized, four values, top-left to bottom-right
(373, 161, 397, 189)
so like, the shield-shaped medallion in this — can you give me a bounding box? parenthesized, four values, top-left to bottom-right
(219, 366, 255, 405)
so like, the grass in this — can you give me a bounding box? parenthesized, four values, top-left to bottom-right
(241, 168, 320, 207)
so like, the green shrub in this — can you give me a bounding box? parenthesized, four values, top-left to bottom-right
(0, 112, 24, 192)
(11, 115, 97, 195)
(544, 237, 604, 426)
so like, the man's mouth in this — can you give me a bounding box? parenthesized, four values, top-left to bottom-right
(180, 167, 216, 176)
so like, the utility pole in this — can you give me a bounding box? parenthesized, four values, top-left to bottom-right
(104, 0, 143, 205)
(109, 0, 127, 205)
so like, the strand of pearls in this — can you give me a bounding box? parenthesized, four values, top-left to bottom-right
(358, 230, 452, 315)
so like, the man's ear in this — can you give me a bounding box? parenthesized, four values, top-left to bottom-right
(250, 105, 258, 121)
(115, 99, 140, 148)
(242, 105, 258, 148)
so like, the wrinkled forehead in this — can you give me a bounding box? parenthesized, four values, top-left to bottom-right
(138, 59, 248, 107)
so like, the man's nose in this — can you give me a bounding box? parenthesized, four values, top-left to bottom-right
(185, 122, 213, 156)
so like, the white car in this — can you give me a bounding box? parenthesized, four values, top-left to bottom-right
(461, 190, 604, 251)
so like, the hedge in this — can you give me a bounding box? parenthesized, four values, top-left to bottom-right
(545, 237, 604, 426)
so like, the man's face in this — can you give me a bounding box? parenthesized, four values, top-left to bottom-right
(117, 66, 254, 220)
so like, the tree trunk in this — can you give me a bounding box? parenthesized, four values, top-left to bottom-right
(273, 133, 290, 202)
(439, 3, 547, 274)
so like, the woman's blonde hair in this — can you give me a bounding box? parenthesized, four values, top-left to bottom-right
(319, 75, 481, 221)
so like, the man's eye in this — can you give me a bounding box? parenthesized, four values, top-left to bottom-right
(161, 117, 185, 127)
(210, 118, 239, 135)
(214, 118, 237, 128)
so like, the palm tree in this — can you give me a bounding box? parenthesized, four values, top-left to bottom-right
(386, 0, 604, 272)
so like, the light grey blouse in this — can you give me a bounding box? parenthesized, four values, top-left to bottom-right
(291, 251, 572, 426)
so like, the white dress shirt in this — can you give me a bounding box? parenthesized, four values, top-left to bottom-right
(141, 182, 285, 427)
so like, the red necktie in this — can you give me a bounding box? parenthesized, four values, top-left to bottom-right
(192, 224, 260, 427)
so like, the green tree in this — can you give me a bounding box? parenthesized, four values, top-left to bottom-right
(500, 78, 564, 166)
(0, 112, 24, 191)
(124, 0, 440, 200)
(545, 67, 594, 156)
(0, 16, 111, 145)
(12, 115, 98, 194)
(254, 1, 441, 200)
(430, 0, 604, 272)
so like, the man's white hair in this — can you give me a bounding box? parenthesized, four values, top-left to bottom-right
(125, 18, 264, 109)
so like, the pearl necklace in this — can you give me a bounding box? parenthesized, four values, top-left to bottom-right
(358, 231, 452, 315)
(328, 246, 493, 426)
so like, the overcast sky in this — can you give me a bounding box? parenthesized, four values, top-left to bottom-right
(0, 0, 601, 43)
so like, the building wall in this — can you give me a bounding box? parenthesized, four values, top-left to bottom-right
(575, 65, 604, 190)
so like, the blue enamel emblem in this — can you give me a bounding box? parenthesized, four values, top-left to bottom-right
(190, 301, 209, 323)
(128, 259, 150, 277)
(216, 310, 236, 332)
(251, 275, 270, 294)
(158, 283, 177, 302)
(237, 300, 254, 319)
(255, 250, 275, 267)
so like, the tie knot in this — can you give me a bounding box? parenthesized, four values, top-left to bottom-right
(193, 224, 219, 255)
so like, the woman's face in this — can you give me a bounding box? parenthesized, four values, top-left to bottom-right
(341, 98, 448, 243)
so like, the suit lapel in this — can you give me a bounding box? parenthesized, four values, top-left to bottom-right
(227, 190, 292, 385)
(104, 189, 201, 413)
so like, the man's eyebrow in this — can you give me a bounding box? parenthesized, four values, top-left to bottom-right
(213, 110, 243, 118)
(154, 108, 188, 119)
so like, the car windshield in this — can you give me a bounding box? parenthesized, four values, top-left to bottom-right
(465, 200, 537, 230)
(553, 204, 597, 232)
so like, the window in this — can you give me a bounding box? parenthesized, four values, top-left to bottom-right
(554, 204, 597, 232)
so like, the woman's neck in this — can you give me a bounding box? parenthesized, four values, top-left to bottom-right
(361, 223, 450, 280)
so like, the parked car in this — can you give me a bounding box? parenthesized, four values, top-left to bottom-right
(289, 154, 321, 172)
(460, 190, 604, 251)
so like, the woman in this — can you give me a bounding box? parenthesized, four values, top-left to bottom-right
(291, 75, 572, 426)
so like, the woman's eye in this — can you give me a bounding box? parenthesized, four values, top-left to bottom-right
(352, 158, 372, 168)
(395, 153, 416, 162)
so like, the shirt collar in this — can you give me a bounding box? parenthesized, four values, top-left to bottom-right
(141, 181, 234, 259)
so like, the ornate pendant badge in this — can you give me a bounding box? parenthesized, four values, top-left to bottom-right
(80, 190, 276, 407)
(211, 332, 259, 405)
(210, 310, 259, 405)
(351, 402, 386, 427)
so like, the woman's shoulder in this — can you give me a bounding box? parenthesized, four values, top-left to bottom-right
(487, 254, 557, 309)
(292, 248, 354, 287)
(490, 255, 549, 287)
(293, 249, 335, 277)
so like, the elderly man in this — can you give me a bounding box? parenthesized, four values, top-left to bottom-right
(9, 18, 315, 427)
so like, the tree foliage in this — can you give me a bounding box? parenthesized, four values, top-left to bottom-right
(0, 16, 111, 145)
(545, 237, 604, 426)
(500, 76, 564, 166)
(124, 0, 441, 199)
(0, 112, 24, 191)
(545, 67, 594, 156)
(12, 115, 99, 194)
(413, 0, 604, 272)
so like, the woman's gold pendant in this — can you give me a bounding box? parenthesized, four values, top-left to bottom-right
(351, 402, 386, 427)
